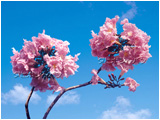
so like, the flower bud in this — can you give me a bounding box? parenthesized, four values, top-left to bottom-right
(111, 73, 115, 80)
(108, 74, 113, 81)
(120, 78, 125, 80)
(118, 75, 121, 80)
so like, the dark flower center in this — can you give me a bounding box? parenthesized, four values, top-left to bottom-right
(107, 34, 131, 55)
(34, 47, 56, 79)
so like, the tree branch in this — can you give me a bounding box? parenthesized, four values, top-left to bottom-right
(43, 79, 113, 119)
(42, 66, 125, 119)
(42, 81, 91, 119)
(25, 87, 35, 119)
(43, 67, 103, 119)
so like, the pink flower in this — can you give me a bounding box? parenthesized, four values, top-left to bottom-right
(30, 65, 44, 77)
(55, 40, 70, 56)
(11, 48, 30, 75)
(48, 77, 64, 93)
(115, 61, 134, 76)
(10, 48, 20, 67)
(43, 53, 80, 79)
(11, 46, 38, 76)
(121, 19, 151, 47)
(120, 18, 128, 24)
(12, 59, 29, 75)
(100, 15, 119, 35)
(90, 16, 119, 58)
(124, 77, 140, 92)
(102, 62, 116, 72)
(60, 53, 80, 79)
(117, 45, 151, 69)
(23, 39, 39, 59)
(116, 46, 135, 73)
(30, 77, 49, 92)
(90, 69, 101, 85)
(90, 30, 118, 58)
(119, 68, 128, 77)
(32, 30, 56, 50)
(43, 54, 63, 78)
(135, 45, 152, 64)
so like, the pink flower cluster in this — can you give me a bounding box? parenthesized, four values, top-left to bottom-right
(90, 15, 151, 75)
(124, 77, 140, 92)
(90, 15, 119, 58)
(11, 30, 79, 92)
(43, 53, 80, 79)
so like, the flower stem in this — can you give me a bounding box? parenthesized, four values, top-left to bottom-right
(43, 67, 103, 119)
(42, 64, 125, 119)
(42, 81, 90, 119)
(25, 87, 35, 119)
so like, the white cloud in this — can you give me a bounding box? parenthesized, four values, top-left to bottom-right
(120, 1, 137, 21)
(115, 96, 131, 107)
(125, 1, 136, 7)
(101, 96, 151, 119)
(2, 84, 41, 105)
(47, 91, 80, 105)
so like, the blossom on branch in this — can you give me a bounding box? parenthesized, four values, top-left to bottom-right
(60, 54, 80, 79)
(124, 77, 140, 92)
(89, 15, 151, 91)
(90, 15, 151, 76)
(11, 30, 79, 92)
(90, 16, 119, 58)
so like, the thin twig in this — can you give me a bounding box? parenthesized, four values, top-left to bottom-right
(43, 67, 102, 119)
(42, 66, 125, 119)
(43, 80, 113, 119)
(97, 67, 102, 74)
(25, 87, 35, 119)
(43, 81, 91, 119)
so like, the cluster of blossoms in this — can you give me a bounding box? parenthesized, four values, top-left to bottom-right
(90, 15, 151, 92)
(11, 16, 151, 93)
(11, 30, 79, 92)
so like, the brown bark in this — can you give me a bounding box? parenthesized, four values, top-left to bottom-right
(43, 81, 110, 119)
(25, 87, 35, 119)
(43, 67, 103, 119)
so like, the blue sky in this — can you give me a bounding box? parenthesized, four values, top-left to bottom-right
(1, 1, 159, 119)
